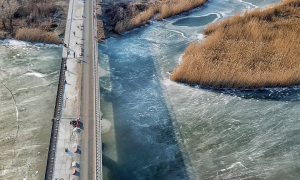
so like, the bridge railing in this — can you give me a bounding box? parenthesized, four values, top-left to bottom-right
(93, 0, 102, 179)
(44, 58, 67, 180)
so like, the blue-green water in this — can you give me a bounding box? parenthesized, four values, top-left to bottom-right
(99, 0, 300, 179)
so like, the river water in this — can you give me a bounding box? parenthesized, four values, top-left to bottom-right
(0, 40, 61, 179)
(99, 0, 300, 179)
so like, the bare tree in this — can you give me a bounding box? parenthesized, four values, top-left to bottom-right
(0, 0, 19, 32)
(6, 0, 19, 32)
(0, 0, 7, 30)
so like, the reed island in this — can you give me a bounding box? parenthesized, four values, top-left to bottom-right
(171, 0, 300, 89)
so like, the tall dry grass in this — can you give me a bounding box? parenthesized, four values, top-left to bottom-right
(15, 28, 61, 44)
(171, 0, 300, 89)
(158, 0, 207, 20)
(115, 0, 207, 34)
(115, 6, 158, 34)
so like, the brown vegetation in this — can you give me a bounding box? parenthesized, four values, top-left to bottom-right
(171, 0, 300, 89)
(102, 0, 207, 34)
(114, 3, 151, 34)
(0, 0, 68, 43)
(157, 0, 207, 20)
(15, 28, 61, 44)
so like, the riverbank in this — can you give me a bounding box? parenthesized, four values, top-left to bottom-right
(0, 0, 69, 44)
(97, 0, 207, 41)
(171, 0, 300, 89)
(1, 0, 208, 43)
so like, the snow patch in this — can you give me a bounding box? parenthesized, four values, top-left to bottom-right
(198, 33, 204, 40)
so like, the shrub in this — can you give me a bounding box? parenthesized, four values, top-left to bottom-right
(15, 28, 61, 44)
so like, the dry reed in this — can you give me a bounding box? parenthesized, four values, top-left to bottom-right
(115, 0, 207, 34)
(171, 0, 300, 89)
(15, 28, 61, 44)
(158, 0, 207, 20)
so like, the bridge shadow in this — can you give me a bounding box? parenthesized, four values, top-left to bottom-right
(99, 27, 189, 179)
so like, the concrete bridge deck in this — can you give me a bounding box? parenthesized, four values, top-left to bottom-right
(45, 0, 102, 179)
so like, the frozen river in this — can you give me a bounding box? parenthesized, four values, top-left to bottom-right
(0, 40, 61, 179)
(99, 0, 300, 180)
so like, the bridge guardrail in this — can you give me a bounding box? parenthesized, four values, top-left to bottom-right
(45, 58, 67, 180)
(93, 0, 102, 179)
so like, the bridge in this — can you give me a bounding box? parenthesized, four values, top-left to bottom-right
(44, 0, 102, 179)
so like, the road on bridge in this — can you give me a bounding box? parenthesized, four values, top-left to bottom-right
(80, 0, 96, 179)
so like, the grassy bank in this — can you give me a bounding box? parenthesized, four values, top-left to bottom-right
(99, 0, 207, 37)
(171, 0, 300, 89)
(0, 0, 68, 43)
